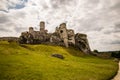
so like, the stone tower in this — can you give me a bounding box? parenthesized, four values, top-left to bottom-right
(29, 27, 34, 33)
(59, 23, 68, 47)
(40, 21, 45, 31)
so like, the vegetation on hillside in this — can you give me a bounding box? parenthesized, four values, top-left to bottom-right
(0, 41, 118, 80)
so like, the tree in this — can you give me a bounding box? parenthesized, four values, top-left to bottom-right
(93, 49, 99, 53)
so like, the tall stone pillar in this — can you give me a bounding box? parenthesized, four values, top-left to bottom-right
(59, 23, 68, 47)
(40, 21, 45, 31)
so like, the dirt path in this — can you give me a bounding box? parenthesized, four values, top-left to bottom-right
(113, 62, 120, 80)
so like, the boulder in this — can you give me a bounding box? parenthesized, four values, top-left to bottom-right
(51, 54, 64, 59)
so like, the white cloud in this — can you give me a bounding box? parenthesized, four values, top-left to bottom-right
(0, 0, 120, 51)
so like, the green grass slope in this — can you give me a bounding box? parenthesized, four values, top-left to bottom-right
(0, 41, 118, 80)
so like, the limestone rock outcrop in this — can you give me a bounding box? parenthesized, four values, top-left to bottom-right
(75, 33, 91, 53)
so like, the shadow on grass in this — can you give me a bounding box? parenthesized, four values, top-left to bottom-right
(63, 46, 85, 57)
(19, 44, 34, 51)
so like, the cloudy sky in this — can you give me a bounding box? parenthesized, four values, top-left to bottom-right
(0, 0, 120, 51)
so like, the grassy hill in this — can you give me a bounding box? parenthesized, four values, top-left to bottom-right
(0, 41, 118, 80)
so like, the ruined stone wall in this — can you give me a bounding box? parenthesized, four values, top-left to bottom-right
(19, 21, 91, 54)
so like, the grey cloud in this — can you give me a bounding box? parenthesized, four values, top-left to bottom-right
(104, 30, 120, 34)
(114, 34, 120, 39)
(115, 23, 120, 29)
(110, 40, 120, 45)
(42, 4, 49, 9)
(1, 22, 26, 33)
(0, 15, 10, 23)
(15, 12, 26, 18)
(14, 27, 27, 32)
(95, 35, 120, 45)
(0, 10, 9, 13)
(111, 1, 120, 12)
(114, 23, 120, 33)
(0, 27, 11, 32)
(50, 0, 76, 9)
(89, 0, 99, 3)
(103, 23, 120, 34)
(0, 22, 16, 32)
(6, 22, 15, 27)
(76, 17, 104, 32)
(50, 0, 62, 9)
(51, 0, 71, 5)
(58, 0, 72, 4)
(107, 0, 120, 16)
(104, 29, 120, 34)
(0, 11, 26, 26)
(83, 0, 100, 9)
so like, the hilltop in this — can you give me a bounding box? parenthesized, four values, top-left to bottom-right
(0, 41, 118, 80)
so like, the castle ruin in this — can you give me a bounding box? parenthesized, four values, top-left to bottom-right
(19, 21, 91, 54)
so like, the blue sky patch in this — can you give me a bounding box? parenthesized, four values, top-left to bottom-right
(8, 0, 28, 10)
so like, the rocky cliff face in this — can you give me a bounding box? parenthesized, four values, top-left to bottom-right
(19, 21, 91, 54)
(75, 33, 91, 54)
